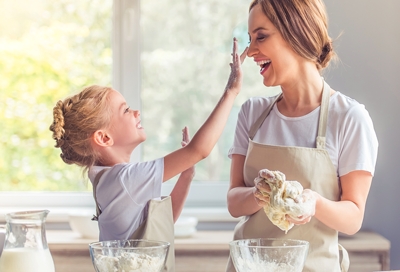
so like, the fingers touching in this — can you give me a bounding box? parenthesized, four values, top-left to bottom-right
(181, 126, 190, 147)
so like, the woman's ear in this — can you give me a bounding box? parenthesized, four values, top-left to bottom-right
(92, 130, 114, 147)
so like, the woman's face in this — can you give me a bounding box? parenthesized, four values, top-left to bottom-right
(247, 4, 303, 87)
(108, 90, 146, 150)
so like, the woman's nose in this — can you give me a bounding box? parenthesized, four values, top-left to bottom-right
(247, 40, 257, 58)
(133, 110, 140, 117)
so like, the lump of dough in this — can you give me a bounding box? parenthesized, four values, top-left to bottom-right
(255, 169, 313, 233)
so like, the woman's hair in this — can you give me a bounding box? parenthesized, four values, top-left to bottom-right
(49, 85, 113, 172)
(249, 0, 336, 70)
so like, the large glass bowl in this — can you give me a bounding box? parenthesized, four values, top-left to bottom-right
(229, 238, 309, 272)
(89, 239, 170, 272)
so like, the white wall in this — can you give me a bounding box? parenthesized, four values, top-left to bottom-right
(324, 0, 400, 269)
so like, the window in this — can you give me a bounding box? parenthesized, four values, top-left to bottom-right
(0, 0, 279, 221)
(0, 0, 112, 191)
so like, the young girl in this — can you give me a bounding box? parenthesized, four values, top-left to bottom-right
(50, 38, 247, 271)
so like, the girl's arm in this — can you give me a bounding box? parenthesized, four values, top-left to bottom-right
(163, 38, 248, 182)
(226, 154, 263, 217)
(170, 127, 195, 222)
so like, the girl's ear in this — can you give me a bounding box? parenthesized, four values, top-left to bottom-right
(92, 130, 114, 147)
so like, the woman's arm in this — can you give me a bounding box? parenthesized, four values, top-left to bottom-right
(163, 39, 248, 181)
(311, 170, 372, 235)
(228, 156, 372, 234)
(226, 154, 264, 217)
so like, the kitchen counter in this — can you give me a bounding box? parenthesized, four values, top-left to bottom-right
(47, 230, 390, 272)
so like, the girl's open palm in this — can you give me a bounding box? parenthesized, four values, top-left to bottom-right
(225, 37, 248, 94)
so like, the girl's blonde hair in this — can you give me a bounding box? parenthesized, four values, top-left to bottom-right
(250, 0, 336, 70)
(49, 85, 113, 172)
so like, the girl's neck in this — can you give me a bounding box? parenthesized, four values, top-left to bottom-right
(98, 147, 133, 166)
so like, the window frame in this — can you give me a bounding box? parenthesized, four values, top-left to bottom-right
(0, 0, 235, 223)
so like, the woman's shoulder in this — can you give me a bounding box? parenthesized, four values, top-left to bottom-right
(241, 94, 281, 112)
(331, 91, 361, 106)
(330, 91, 372, 122)
(330, 92, 367, 112)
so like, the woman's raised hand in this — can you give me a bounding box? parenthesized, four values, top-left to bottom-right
(225, 37, 248, 95)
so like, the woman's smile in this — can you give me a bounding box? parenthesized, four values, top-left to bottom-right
(256, 59, 271, 75)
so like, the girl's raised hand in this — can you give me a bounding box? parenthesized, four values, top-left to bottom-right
(181, 126, 190, 147)
(224, 37, 248, 95)
(180, 126, 195, 178)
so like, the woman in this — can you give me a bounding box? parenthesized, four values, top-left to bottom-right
(226, 0, 378, 271)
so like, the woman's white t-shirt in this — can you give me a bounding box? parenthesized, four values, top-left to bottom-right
(228, 91, 378, 177)
(89, 158, 163, 241)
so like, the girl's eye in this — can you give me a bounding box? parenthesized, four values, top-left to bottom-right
(124, 106, 130, 113)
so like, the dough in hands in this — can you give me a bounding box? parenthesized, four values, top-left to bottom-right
(255, 169, 313, 233)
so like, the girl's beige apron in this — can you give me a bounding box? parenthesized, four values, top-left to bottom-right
(92, 171, 175, 272)
(226, 81, 349, 272)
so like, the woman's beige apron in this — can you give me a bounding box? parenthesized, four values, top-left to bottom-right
(226, 81, 349, 272)
(92, 170, 175, 272)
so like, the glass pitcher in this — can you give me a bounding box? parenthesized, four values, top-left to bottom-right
(0, 210, 55, 272)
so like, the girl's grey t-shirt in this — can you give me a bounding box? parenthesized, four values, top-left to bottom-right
(89, 158, 163, 241)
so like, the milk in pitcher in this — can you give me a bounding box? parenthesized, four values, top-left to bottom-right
(0, 248, 55, 272)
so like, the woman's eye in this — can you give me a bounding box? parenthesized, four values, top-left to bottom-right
(124, 106, 130, 113)
(256, 35, 266, 41)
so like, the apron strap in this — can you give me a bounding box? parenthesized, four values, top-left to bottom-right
(338, 243, 350, 272)
(91, 169, 107, 221)
(248, 93, 282, 140)
(316, 80, 331, 149)
(248, 79, 331, 149)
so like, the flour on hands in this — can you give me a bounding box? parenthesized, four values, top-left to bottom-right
(255, 169, 315, 233)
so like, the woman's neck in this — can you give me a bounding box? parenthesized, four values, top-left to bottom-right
(277, 70, 325, 117)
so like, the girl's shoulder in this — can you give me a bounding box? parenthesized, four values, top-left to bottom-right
(89, 158, 163, 183)
(113, 158, 163, 177)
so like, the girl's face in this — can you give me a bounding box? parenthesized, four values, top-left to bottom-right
(108, 90, 146, 150)
(247, 4, 304, 87)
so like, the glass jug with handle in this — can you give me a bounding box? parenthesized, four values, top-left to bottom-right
(0, 210, 55, 272)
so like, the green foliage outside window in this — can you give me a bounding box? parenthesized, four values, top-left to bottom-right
(0, 0, 279, 191)
(0, 0, 112, 191)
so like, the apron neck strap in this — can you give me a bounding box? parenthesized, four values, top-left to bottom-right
(316, 80, 330, 149)
(91, 169, 107, 221)
(248, 79, 331, 149)
(249, 93, 283, 140)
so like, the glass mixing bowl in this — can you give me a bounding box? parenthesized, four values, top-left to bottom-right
(229, 238, 309, 272)
(89, 239, 170, 272)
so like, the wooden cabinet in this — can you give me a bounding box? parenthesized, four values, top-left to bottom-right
(47, 230, 390, 272)
(339, 232, 391, 272)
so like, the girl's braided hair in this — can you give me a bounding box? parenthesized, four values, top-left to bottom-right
(49, 85, 113, 172)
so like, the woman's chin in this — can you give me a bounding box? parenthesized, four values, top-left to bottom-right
(262, 78, 279, 88)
